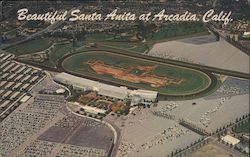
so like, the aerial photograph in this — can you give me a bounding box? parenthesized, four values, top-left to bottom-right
(0, 0, 249, 157)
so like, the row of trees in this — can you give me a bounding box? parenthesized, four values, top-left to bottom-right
(168, 137, 210, 157)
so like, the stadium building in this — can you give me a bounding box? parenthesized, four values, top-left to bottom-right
(54, 72, 158, 104)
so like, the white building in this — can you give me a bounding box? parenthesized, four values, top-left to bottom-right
(21, 75, 31, 82)
(0, 100, 10, 108)
(29, 76, 39, 83)
(0, 89, 4, 95)
(221, 135, 240, 146)
(20, 83, 30, 91)
(56, 88, 66, 94)
(4, 82, 14, 89)
(0, 61, 10, 69)
(54, 72, 99, 90)
(54, 72, 158, 104)
(12, 82, 22, 90)
(8, 74, 16, 80)
(0, 81, 7, 87)
(98, 84, 128, 100)
(20, 95, 31, 103)
(2, 91, 12, 98)
(16, 66, 26, 74)
(129, 89, 158, 102)
(0, 54, 12, 62)
(69, 102, 106, 115)
(1, 73, 9, 79)
(10, 64, 21, 72)
(10, 92, 20, 100)
(23, 67, 32, 74)
(3, 62, 15, 72)
(14, 74, 24, 81)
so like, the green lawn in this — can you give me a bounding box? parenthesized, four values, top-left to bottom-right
(102, 42, 135, 49)
(6, 29, 18, 36)
(129, 43, 151, 53)
(50, 43, 74, 65)
(62, 51, 212, 96)
(101, 42, 152, 53)
(149, 22, 207, 41)
(234, 121, 250, 133)
(5, 37, 53, 55)
(41, 59, 55, 67)
(86, 32, 113, 41)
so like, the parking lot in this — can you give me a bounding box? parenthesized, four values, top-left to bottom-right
(112, 109, 202, 157)
(147, 35, 249, 74)
(112, 76, 249, 157)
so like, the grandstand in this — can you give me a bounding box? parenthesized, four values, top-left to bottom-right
(54, 72, 158, 105)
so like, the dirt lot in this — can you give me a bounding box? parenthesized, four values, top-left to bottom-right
(189, 144, 235, 157)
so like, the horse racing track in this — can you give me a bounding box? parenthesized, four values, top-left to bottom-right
(60, 50, 216, 97)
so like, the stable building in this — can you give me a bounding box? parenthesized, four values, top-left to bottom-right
(14, 74, 24, 81)
(2, 91, 12, 99)
(10, 64, 21, 72)
(16, 66, 26, 74)
(1, 73, 9, 79)
(0, 100, 10, 108)
(0, 61, 10, 69)
(3, 62, 15, 72)
(20, 83, 30, 91)
(10, 92, 20, 100)
(12, 82, 22, 90)
(29, 76, 39, 83)
(4, 82, 14, 89)
(8, 74, 16, 80)
(0, 81, 7, 87)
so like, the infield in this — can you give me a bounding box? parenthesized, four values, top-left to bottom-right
(62, 50, 213, 96)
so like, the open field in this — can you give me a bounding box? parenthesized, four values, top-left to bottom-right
(234, 120, 250, 133)
(61, 50, 213, 96)
(5, 37, 54, 55)
(148, 22, 207, 42)
(49, 43, 74, 65)
(189, 143, 236, 157)
(86, 32, 114, 41)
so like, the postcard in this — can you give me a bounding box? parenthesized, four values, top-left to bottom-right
(0, 1, 249, 157)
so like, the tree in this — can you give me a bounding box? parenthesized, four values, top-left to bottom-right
(136, 21, 156, 40)
(236, 117, 239, 122)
